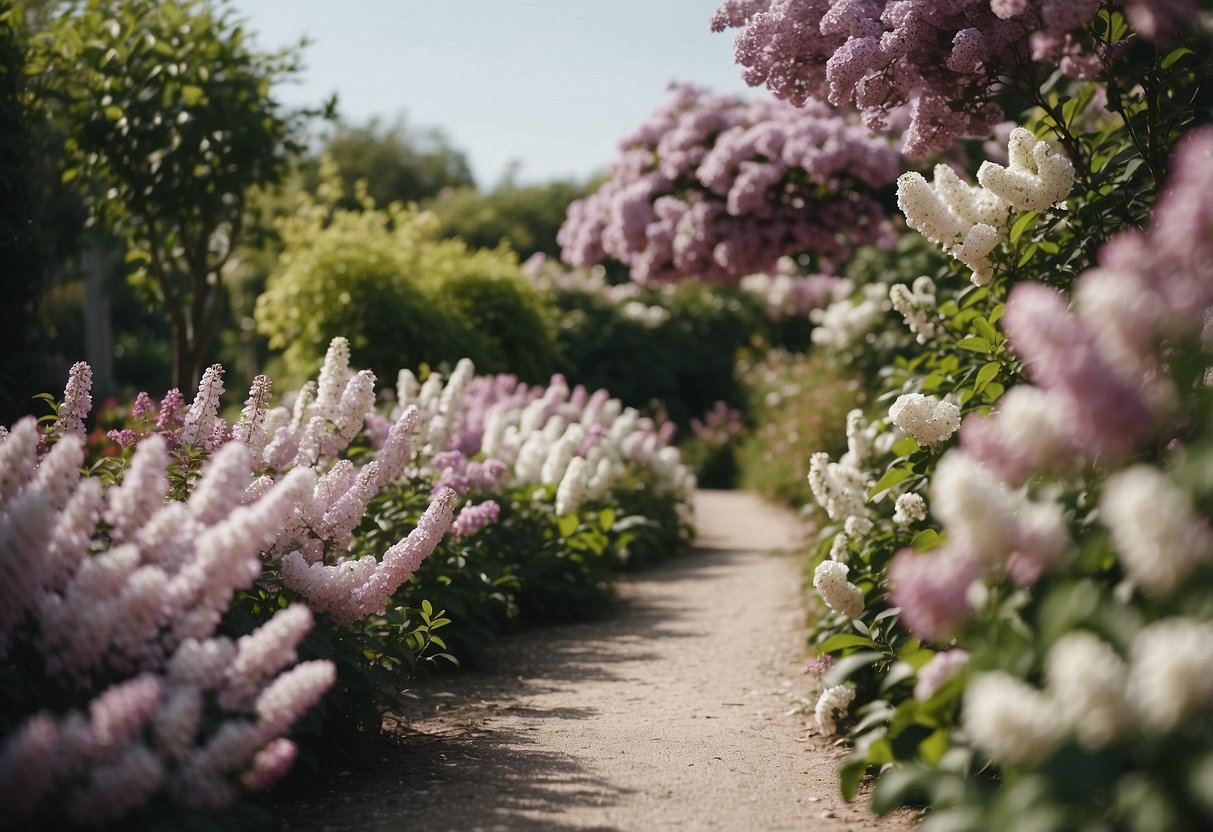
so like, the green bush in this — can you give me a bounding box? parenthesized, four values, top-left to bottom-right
(255, 167, 561, 386)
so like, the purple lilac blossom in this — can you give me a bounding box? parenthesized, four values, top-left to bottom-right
(559, 82, 899, 284)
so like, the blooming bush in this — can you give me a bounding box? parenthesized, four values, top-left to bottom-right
(0, 334, 695, 826)
(766, 6, 1213, 827)
(558, 81, 900, 284)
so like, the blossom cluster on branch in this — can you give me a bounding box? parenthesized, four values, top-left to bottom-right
(559, 81, 899, 284)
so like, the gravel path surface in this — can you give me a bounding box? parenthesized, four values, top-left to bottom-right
(276, 490, 915, 831)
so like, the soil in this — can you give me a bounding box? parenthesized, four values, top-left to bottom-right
(273, 489, 916, 831)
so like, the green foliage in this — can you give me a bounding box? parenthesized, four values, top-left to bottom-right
(551, 281, 766, 426)
(735, 348, 863, 506)
(425, 176, 593, 260)
(254, 170, 562, 387)
(30, 0, 313, 388)
(312, 116, 475, 208)
(0, 2, 49, 423)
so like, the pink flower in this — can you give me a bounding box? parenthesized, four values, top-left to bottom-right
(888, 546, 980, 642)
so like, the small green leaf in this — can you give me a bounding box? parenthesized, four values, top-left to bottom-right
(104, 105, 123, 121)
(181, 84, 205, 106)
(910, 529, 942, 551)
(818, 633, 878, 653)
(421, 599, 433, 618)
(972, 316, 998, 343)
(840, 757, 867, 802)
(1009, 211, 1037, 244)
(869, 465, 913, 498)
(957, 336, 990, 353)
(1162, 46, 1193, 68)
(556, 514, 579, 537)
(974, 361, 999, 393)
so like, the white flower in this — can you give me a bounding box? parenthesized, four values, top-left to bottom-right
(807, 452, 868, 524)
(814, 684, 856, 735)
(813, 560, 864, 619)
(888, 393, 960, 448)
(976, 127, 1075, 212)
(889, 277, 940, 344)
(893, 493, 927, 528)
(1044, 631, 1130, 748)
(931, 450, 1018, 567)
(963, 671, 1062, 765)
(1100, 465, 1213, 597)
(1127, 618, 1213, 733)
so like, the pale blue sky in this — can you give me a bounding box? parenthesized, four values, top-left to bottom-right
(233, 0, 755, 186)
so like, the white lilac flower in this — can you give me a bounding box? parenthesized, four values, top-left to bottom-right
(977, 128, 1076, 212)
(809, 282, 889, 350)
(814, 685, 856, 735)
(963, 671, 1062, 764)
(221, 605, 314, 711)
(313, 337, 352, 423)
(888, 393, 961, 448)
(233, 374, 273, 454)
(807, 452, 868, 524)
(555, 456, 591, 517)
(1100, 465, 1213, 597)
(893, 492, 927, 528)
(813, 560, 865, 619)
(1127, 618, 1213, 733)
(180, 364, 225, 449)
(1044, 631, 1130, 748)
(889, 276, 940, 344)
(930, 450, 1018, 567)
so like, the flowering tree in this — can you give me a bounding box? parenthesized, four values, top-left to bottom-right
(711, 0, 1203, 157)
(558, 81, 900, 284)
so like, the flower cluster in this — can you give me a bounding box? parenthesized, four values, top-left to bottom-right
(559, 81, 899, 284)
(710, 1, 1190, 155)
(897, 127, 1074, 285)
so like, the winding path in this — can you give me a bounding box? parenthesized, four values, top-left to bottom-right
(276, 490, 914, 831)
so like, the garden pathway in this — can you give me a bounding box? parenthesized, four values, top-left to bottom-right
(276, 490, 914, 831)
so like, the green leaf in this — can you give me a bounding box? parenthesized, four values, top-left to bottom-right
(892, 436, 920, 457)
(871, 764, 933, 815)
(824, 651, 883, 686)
(818, 633, 878, 653)
(910, 529, 942, 551)
(957, 336, 990, 353)
(869, 465, 912, 498)
(1162, 46, 1194, 69)
(181, 84, 205, 106)
(1009, 211, 1037, 244)
(421, 599, 433, 618)
(556, 514, 579, 537)
(840, 757, 867, 802)
(104, 105, 123, 121)
(971, 317, 998, 343)
(974, 362, 999, 393)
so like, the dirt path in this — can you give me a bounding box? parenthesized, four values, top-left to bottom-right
(276, 490, 914, 831)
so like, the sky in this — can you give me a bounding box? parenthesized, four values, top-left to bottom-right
(233, 0, 755, 187)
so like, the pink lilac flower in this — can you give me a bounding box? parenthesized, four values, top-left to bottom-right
(451, 499, 501, 536)
(559, 82, 898, 284)
(107, 428, 139, 447)
(156, 388, 186, 437)
(914, 648, 970, 700)
(53, 361, 93, 438)
(888, 546, 980, 641)
(0, 712, 60, 817)
(241, 738, 298, 792)
(130, 391, 157, 423)
(1003, 282, 1154, 462)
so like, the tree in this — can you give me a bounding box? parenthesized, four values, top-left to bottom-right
(425, 174, 594, 260)
(31, 0, 315, 389)
(314, 116, 475, 209)
(0, 1, 46, 423)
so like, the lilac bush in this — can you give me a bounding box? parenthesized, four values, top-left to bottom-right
(711, 0, 1204, 156)
(559, 81, 899, 284)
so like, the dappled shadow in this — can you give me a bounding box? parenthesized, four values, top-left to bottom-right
(273, 536, 789, 831)
(274, 720, 632, 832)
